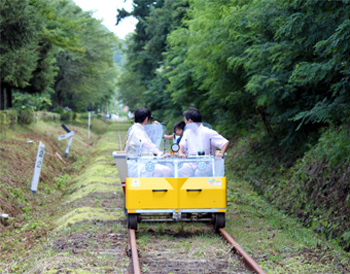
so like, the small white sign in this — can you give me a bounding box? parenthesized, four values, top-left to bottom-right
(132, 179, 140, 187)
(64, 134, 74, 158)
(208, 178, 222, 186)
(88, 111, 91, 139)
(58, 131, 74, 141)
(58, 131, 74, 158)
(31, 141, 45, 194)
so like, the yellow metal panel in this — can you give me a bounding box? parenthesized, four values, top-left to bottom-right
(179, 177, 226, 209)
(126, 178, 179, 209)
(126, 177, 226, 210)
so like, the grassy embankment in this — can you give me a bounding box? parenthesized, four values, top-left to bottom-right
(0, 114, 349, 273)
(228, 123, 350, 253)
(0, 112, 131, 272)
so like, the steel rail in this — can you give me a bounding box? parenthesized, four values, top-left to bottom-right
(129, 229, 141, 274)
(219, 228, 266, 274)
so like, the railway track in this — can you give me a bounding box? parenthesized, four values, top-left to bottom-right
(127, 227, 265, 274)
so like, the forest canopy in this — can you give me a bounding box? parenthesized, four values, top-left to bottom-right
(117, 0, 349, 143)
(0, 0, 120, 112)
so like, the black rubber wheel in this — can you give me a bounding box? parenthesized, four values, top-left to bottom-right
(214, 213, 225, 231)
(128, 214, 138, 230)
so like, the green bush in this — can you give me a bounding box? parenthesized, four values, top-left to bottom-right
(53, 107, 81, 122)
(79, 112, 99, 120)
(61, 111, 73, 121)
(18, 107, 35, 124)
(0, 109, 18, 127)
(228, 125, 350, 252)
(280, 125, 350, 251)
(12, 92, 52, 111)
(73, 112, 80, 121)
(36, 111, 61, 121)
(90, 118, 108, 134)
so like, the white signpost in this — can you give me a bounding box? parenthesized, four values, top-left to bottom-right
(87, 106, 93, 140)
(88, 111, 91, 139)
(58, 131, 74, 158)
(31, 141, 45, 194)
(57, 131, 74, 141)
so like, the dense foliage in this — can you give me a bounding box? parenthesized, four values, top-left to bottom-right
(116, 0, 188, 122)
(0, 0, 120, 112)
(119, 0, 349, 136)
(117, 0, 350, 250)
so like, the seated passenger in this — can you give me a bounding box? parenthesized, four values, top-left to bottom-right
(125, 108, 172, 177)
(178, 107, 229, 177)
(164, 120, 186, 144)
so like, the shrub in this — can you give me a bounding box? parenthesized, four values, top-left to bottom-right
(90, 118, 108, 134)
(53, 107, 80, 122)
(60, 111, 73, 121)
(18, 107, 35, 124)
(73, 112, 81, 121)
(0, 110, 18, 127)
(36, 111, 61, 121)
(12, 92, 52, 111)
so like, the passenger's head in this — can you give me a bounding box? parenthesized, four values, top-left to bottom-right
(183, 107, 202, 123)
(134, 108, 153, 124)
(173, 121, 186, 136)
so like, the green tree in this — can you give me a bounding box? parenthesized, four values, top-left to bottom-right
(1, 0, 120, 112)
(0, 0, 42, 109)
(166, 0, 350, 139)
(51, 0, 119, 111)
(116, 0, 188, 124)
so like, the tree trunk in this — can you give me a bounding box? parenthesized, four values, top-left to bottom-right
(6, 86, 12, 109)
(257, 107, 276, 140)
(0, 84, 5, 110)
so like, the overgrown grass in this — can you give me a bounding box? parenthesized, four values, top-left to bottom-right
(0, 120, 129, 274)
(228, 124, 350, 252)
(225, 173, 350, 273)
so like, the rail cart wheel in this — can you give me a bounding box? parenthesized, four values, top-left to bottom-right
(214, 213, 225, 231)
(128, 214, 138, 230)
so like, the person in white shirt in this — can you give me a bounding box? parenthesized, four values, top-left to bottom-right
(178, 107, 229, 177)
(125, 108, 172, 177)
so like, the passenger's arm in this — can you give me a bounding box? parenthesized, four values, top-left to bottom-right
(215, 141, 229, 158)
(178, 144, 187, 158)
(164, 134, 174, 140)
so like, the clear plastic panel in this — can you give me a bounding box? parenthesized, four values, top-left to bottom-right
(144, 124, 165, 146)
(143, 124, 171, 154)
(127, 156, 225, 178)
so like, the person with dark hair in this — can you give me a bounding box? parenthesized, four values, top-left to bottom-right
(178, 107, 229, 176)
(125, 108, 171, 177)
(126, 108, 156, 157)
(134, 108, 153, 123)
(164, 120, 186, 144)
(183, 107, 202, 123)
(179, 107, 228, 158)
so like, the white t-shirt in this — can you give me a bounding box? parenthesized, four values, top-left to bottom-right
(179, 123, 228, 156)
(126, 123, 158, 158)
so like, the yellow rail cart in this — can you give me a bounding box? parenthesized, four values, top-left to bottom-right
(113, 124, 226, 231)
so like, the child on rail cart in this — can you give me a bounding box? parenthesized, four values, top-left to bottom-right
(164, 120, 186, 144)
